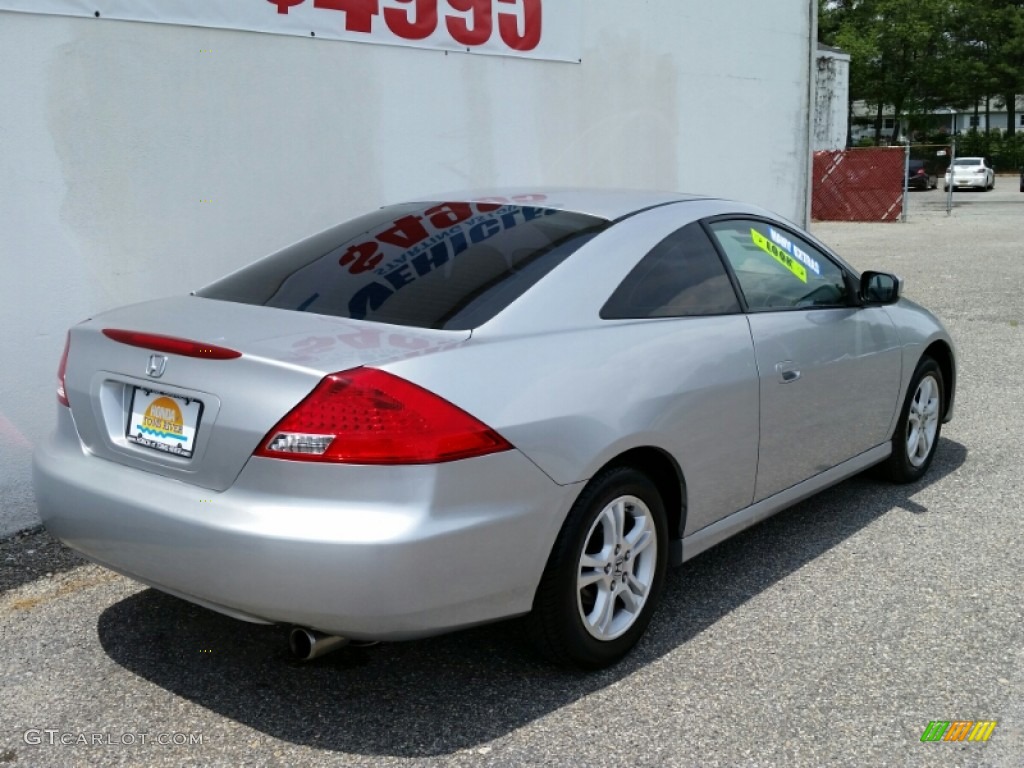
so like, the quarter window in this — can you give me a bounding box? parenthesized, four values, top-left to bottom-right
(707, 220, 849, 311)
(601, 222, 740, 319)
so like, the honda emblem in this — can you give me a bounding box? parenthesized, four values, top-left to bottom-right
(146, 354, 168, 378)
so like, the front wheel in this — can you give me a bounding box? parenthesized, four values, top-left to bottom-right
(882, 357, 944, 483)
(528, 467, 668, 669)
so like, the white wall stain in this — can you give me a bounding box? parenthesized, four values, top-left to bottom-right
(814, 49, 850, 151)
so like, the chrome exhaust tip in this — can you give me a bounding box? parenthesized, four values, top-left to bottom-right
(289, 627, 349, 661)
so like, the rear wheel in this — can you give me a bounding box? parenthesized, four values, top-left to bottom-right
(528, 466, 668, 669)
(882, 357, 944, 483)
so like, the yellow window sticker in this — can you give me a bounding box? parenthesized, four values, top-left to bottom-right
(751, 229, 807, 283)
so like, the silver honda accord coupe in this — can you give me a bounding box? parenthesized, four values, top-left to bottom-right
(34, 189, 956, 669)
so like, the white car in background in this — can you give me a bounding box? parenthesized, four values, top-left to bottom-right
(944, 157, 995, 191)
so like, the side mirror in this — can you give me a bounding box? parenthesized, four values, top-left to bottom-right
(860, 271, 903, 305)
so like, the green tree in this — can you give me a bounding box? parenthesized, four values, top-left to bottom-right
(975, 0, 1024, 137)
(819, 0, 1024, 141)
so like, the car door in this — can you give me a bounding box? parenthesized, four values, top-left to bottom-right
(598, 217, 760, 534)
(706, 218, 903, 502)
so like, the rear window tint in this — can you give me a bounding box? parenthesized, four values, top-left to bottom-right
(197, 202, 608, 330)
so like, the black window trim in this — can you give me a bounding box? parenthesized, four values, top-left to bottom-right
(699, 215, 860, 314)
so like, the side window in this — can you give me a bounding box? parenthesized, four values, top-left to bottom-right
(601, 221, 740, 319)
(707, 220, 850, 311)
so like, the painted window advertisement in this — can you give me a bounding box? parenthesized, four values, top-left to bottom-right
(0, 0, 582, 62)
(197, 195, 609, 330)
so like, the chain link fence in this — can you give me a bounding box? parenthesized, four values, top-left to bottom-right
(905, 142, 953, 217)
(812, 147, 906, 222)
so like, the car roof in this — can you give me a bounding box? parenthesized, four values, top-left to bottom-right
(402, 187, 713, 220)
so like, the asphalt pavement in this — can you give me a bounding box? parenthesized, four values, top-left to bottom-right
(1, 184, 1022, 767)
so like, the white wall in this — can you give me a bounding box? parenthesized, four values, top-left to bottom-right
(0, 3, 815, 534)
(814, 48, 850, 150)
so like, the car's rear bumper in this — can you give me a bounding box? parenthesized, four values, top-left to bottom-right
(34, 408, 577, 640)
(947, 177, 987, 188)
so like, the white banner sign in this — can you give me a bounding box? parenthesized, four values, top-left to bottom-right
(0, 0, 581, 62)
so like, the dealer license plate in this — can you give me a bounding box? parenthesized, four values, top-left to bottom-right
(126, 388, 203, 458)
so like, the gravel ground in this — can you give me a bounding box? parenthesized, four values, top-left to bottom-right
(1, 186, 1022, 767)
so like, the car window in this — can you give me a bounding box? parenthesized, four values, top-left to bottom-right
(197, 203, 608, 330)
(707, 220, 850, 311)
(954, 159, 981, 166)
(601, 221, 740, 319)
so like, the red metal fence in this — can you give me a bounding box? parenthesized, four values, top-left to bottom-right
(812, 148, 905, 222)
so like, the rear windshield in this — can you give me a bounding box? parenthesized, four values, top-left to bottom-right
(954, 158, 982, 166)
(198, 202, 608, 330)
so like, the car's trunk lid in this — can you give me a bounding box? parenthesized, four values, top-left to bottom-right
(63, 296, 470, 491)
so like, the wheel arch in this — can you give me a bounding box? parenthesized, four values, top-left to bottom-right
(922, 340, 955, 422)
(595, 446, 687, 562)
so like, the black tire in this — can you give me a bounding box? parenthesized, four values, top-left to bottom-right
(528, 466, 668, 669)
(882, 357, 944, 483)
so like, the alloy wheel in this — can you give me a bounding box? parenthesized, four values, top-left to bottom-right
(906, 373, 940, 467)
(576, 495, 658, 641)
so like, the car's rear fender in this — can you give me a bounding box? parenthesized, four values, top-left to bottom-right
(385, 315, 760, 539)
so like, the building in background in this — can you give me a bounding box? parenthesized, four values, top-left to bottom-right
(850, 97, 1024, 144)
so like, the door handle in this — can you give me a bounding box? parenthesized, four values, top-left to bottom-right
(775, 361, 801, 383)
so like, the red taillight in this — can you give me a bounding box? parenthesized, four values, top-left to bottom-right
(102, 329, 241, 359)
(255, 368, 512, 464)
(57, 333, 70, 407)
(916, 168, 926, 176)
